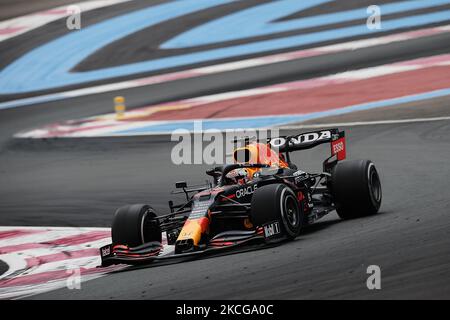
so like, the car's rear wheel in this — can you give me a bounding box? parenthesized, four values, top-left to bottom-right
(111, 204, 162, 247)
(251, 184, 303, 240)
(331, 160, 382, 219)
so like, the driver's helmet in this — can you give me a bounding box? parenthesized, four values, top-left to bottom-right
(225, 167, 260, 185)
(225, 168, 249, 185)
(226, 142, 289, 185)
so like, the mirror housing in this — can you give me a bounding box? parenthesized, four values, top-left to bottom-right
(175, 181, 187, 189)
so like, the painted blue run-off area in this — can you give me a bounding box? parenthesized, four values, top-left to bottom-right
(0, 0, 450, 94)
(163, 0, 450, 48)
(113, 88, 450, 134)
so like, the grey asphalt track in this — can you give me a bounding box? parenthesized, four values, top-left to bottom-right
(1, 0, 450, 299)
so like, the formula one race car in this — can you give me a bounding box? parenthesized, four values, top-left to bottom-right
(100, 128, 382, 266)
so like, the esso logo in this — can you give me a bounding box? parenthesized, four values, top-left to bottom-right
(333, 141, 344, 154)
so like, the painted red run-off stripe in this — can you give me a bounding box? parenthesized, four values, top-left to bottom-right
(0, 27, 26, 35)
(25, 248, 100, 268)
(0, 243, 52, 254)
(0, 229, 45, 240)
(146, 65, 450, 120)
(0, 266, 116, 287)
(0, 230, 110, 254)
(45, 230, 109, 246)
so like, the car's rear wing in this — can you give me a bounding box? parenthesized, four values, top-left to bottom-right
(268, 128, 346, 161)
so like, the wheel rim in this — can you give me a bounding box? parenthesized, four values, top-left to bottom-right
(140, 210, 149, 244)
(369, 167, 382, 203)
(141, 208, 158, 244)
(284, 194, 299, 228)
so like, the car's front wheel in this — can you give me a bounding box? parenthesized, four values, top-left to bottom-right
(111, 204, 162, 247)
(251, 184, 303, 240)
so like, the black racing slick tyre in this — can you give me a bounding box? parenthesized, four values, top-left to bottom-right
(251, 184, 303, 240)
(111, 204, 162, 247)
(331, 160, 382, 219)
